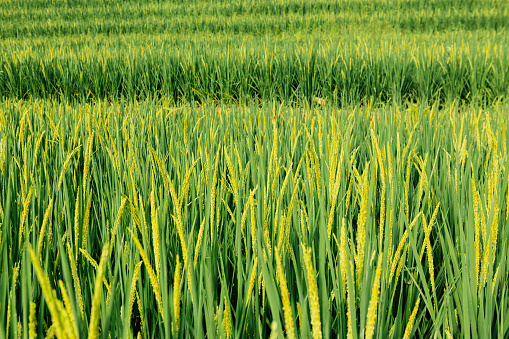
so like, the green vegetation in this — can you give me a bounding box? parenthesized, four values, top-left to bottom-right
(1, 0, 508, 104)
(1, 0, 508, 338)
(0, 100, 508, 338)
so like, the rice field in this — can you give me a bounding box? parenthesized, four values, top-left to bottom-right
(1, 0, 509, 338)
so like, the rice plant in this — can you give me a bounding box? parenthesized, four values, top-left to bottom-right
(0, 99, 507, 338)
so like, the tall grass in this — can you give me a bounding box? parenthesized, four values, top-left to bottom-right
(0, 99, 507, 338)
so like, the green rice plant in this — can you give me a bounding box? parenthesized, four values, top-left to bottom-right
(0, 92, 508, 338)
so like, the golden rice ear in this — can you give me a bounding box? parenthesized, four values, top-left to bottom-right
(29, 302, 37, 339)
(402, 298, 421, 339)
(127, 261, 143, 330)
(302, 245, 322, 339)
(150, 188, 160, 279)
(364, 254, 383, 339)
(275, 251, 296, 339)
(173, 255, 182, 336)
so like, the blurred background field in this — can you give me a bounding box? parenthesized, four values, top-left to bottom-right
(0, 0, 508, 105)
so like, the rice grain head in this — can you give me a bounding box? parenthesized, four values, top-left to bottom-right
(194, 219, 206, 267)
(57, 146, 81, 192)
(109, 196, 127, 257)
(223, 296, 233, 339)
(82, 190, 93, 248)
(173, 255, 182, 336)
(29, 302, 37, 339)
(127, 261, 143, 327)
(150, 189, 161, 279)
(402, 297, 420, 339)
(364, 254, 383, 339)
(302, 245, 322, 339)
(37, 198, 53, 258)
(58, 280, 79, 339)
(275, 251, 296, 339)
(246, 256, 258, 307)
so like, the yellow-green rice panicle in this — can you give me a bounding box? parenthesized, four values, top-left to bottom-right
(402, 297, 420, 339)
(472, 175, 481, 286)
(88, 243, 110, 339)
(38, 198, 53, 258)
(136, 291, 146, 339)
(148, 146, 170, 191)
(339, 222, 348, 288)
(28, 246, 65, 339)
(173, 255, 182, 336)
(194, 219, 206, 267)
(19, 184, 34, 245)
(56, 145, 81, 192)
(356, 165, 369, 285)
(389, 213, 421, 282)
(250, 194, 257, 255)
(275, 251, 296, 339)
(82, 190, 93, 248)
(420, 215, 435, 294)
(404, 151, 413, 224)
(150, 188, 161, 279)
(223, 296, 233, 339)
(82, 131, 94, 193)
(169, 180, 193, 302)
(128, 228, 164, 318)
(29, 301, 37, 339)
(109, 196, 127, 256)
(246, 257, 258, 307)
(225, 150, 239, 204)
(364, 254, 383, 339)
(302, 245, 322, 339)
(74, 188, 80, 254)
(80, 248, 99, 269)
(127, 261, 143, 328)
(58, 280, 79, 339)
(181, 157, 200, 205)
(489, 158, 499, 265)
(506, 173, 509, 221)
